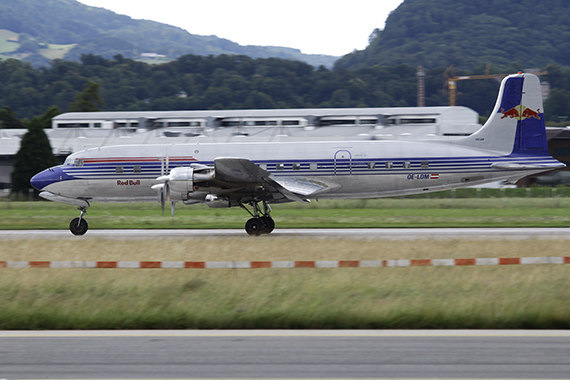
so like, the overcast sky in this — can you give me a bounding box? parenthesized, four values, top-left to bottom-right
(76, 0, 404, 56)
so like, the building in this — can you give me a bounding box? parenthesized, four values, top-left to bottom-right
(0, 106, 481, 192)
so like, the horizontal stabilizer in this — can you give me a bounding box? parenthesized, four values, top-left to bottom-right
(39, 191, 90, 208)
(491, 162, 566, 170)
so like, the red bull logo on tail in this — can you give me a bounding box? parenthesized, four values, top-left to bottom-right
(521, 107, 541, 119)
(499, 105, 541, 120)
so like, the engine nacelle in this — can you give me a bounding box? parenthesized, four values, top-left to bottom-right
(168, 166, 215, 194)
(168, 167, 194, 193)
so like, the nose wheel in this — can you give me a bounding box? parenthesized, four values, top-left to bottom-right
(242, 200, 275, 236)
(69, 207, 88, 236)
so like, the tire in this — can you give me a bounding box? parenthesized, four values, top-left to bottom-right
(245, 218, 264, 236)
(260, 216, 275, 234)
(69, 217, 88, 236)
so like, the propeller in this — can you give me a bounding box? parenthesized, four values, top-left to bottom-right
(152, 178, 171, 216)
(152, 166, 213, 216)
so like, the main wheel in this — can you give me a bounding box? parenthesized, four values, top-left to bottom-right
(245, 218, 264, 236)
(70, 217, 88, 236)
(260, 216, 275, 234)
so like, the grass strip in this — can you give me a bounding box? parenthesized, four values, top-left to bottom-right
(0, 238, 568, 329)
(1, 196, 570, 229)
(0, 266, 567, 329)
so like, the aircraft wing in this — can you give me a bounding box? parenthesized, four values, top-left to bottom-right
(268, 176, 326, 201)
(214, 158, 326, 202)
(214, 157, 269, 183)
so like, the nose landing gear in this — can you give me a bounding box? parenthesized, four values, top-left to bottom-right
(241, 200, 275, 236)
(69, 206, 88, 236)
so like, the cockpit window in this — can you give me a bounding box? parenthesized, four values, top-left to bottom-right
(74, 159, 84, 167)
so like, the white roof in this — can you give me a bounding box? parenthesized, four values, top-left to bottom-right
(53, 106, 475, 121)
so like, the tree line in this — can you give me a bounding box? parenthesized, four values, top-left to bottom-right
(336, 0, 570, 71)
(1, 54, 570, 126)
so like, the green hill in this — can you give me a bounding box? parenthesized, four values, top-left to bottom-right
(336, 0, 570, 70)
(0, 0, 337, 67)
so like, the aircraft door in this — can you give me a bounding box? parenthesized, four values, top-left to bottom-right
(334, 150, 352, 175)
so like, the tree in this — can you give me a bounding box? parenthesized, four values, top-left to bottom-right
(0, 106, 25, 128)
(11, 113, 58, 195)
(68, 80, 103, 112)
(38, 105, 61, 128)
(545, 88, 570, 122)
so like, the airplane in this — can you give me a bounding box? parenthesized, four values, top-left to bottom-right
(31, 73, 564, 236)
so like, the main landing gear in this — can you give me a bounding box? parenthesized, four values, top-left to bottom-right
(241, 200, 275, 236)
(69, 206, 88, 236)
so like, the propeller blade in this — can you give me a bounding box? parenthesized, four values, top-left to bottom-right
(171, 201, 176, 217)
(160, 187, 165, 215)
(156, 175, 170, 182)
(165, 182, 171, 204)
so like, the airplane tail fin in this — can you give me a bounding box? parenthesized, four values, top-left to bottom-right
(460, 73, 549, 156)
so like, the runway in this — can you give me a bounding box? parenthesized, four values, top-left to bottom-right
(1, 330, 569, 379)
(0, 227, 569, 239)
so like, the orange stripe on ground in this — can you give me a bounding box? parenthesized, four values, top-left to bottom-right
(97, 261, 118, 268)
(295, 261, 316, 268)
(140, 261, 161, 269)
(185, 261, 205, 269)
(410, 259, 432, 267)
(29, 261, 51, 268)
(499, 257, 521, 265)
(339, 260, 359, 268)
(251, 261, 272, 268)
(455, 258, 476, 266)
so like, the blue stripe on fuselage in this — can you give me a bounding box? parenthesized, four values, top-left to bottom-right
(52, 154, 561, 182)
(30, 166, 75, 190)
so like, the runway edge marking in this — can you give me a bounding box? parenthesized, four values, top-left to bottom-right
(0, 256, 568, 269)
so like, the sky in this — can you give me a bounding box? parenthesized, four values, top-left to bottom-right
(76, 0, 405, 56)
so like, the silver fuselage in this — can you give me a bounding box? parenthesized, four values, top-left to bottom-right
(38, 138, 558, 203)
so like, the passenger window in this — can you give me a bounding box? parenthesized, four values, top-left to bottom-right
(276, 163, 284, 170)
(403, 161, 411, 169)
(421, 161, 429, 169)
(115, 166, 124, 174)
(292, 163, 301, 170)
(367, 162, 376, 169)
(133, 165, 142, 173)
(385, 161, 393, 169)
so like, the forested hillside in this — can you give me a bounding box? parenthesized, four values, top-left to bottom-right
(1, 0, 570, 125)
(336, 0, 570, 70)
(0, 0, 336, 67)
(1, 55, 569, 125)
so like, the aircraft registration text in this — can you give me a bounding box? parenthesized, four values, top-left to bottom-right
(407, 174, 440, 180)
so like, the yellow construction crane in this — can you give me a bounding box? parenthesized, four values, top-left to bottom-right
(447, 73, 508, 106)
(446, 69, 547, 106)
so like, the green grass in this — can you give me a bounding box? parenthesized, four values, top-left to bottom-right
(0, 265, 567, 329)
(1, 230, 568, 329)
(0, 29, 74, 59)
(2, 191, 570, 229)
(0, 29, 19, 53)
(39, 43, 76, 60)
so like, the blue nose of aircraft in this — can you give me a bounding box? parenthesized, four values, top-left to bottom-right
(30, 166, 64, 190)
